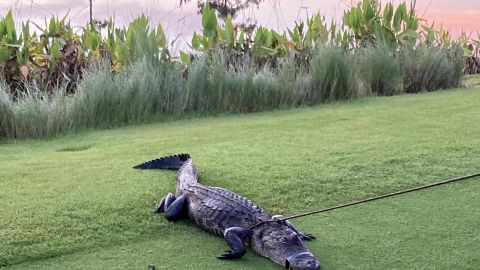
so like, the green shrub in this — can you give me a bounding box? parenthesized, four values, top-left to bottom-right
(354, 42, 403, 96)
(0, 82, 14, 138)
(184, 56, 210, 112)
(70, 60, 185, 130)
(184, 52, 297, 113)
(310, 47, 354, 103)
(0, 44, 467, 140)
(402, 45, 463, 93)
(0, 60, 186, 139)
(444, 46, 465, 87)
(6, 86, 69, 139)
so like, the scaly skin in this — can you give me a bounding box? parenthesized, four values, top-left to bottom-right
(135, 154, 320, 270)
(183, 184, 271, 235)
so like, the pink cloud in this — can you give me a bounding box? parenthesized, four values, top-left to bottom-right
(422, 9, 480, 36)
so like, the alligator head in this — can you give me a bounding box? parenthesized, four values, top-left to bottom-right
(251, 222, 321, 270)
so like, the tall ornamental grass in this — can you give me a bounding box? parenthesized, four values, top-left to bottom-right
(0, 82, 14, 139)
(310, 47, 354, 103)
(183, 53, 305, 113)
(0, 84, 70, 139)
(402, 45, 464, 93)
(69, 60, 186, 130)
(0, 44, 465, 140)
(354, 42, 403, 96)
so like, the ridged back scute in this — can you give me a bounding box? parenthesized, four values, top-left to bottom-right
(184, 184, 271, 233)
(209, 187, 264, 213)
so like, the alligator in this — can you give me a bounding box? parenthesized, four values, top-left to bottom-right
(134, 154, 321, 270)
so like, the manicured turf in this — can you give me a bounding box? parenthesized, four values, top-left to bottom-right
(1, 88, 480, 269)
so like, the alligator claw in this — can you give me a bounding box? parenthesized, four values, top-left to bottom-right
(217, 250, 244, 260)
(300, 233, 316, 241)
(154, 201, 165, 214)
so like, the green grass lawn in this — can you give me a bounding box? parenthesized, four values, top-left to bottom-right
(1, 88, 480, 269)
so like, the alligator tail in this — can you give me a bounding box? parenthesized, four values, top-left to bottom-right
(133, 153, 191, 170)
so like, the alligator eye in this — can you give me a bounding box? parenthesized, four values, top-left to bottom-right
(279, 237, 286, 243)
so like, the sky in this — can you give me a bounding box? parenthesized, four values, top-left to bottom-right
(1, 0, 479, 51)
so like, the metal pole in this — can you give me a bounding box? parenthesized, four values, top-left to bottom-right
(249, 172, 480, 229)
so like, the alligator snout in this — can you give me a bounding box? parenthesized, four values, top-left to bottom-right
(288, 262, 320, 270)
(304, 259, 320, 270)
(286, 252, 320, 270)
(288, 260, 320, 270)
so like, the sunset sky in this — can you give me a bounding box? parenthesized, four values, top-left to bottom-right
(1, 0, 479, 50)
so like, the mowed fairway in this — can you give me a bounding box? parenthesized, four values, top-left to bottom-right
(1, 88, 480, 269)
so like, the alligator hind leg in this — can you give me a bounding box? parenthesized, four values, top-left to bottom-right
(155, 193, 189, 221)
(217, 227, 252, 260)
(272, 215, 316, 241)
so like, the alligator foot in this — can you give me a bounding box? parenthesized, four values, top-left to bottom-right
(217, 227, 251, 260)
(272, 215, 316, 241)
(154, 193, 176, 214)
(217, 250, 245, 260)
(164, 194, 188, 221)
(155, 193, 189, 221)
(298, 232, 316, 241)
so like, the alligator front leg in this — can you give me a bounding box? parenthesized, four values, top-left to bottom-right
(217, 227, 252, 260)
(272, 215, 316, 241)
(155, 193, 189, 221)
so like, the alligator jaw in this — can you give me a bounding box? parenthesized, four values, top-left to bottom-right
(285, 252, 321, 270)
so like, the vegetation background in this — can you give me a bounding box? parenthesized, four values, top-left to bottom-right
(1, 0, 478, 140)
